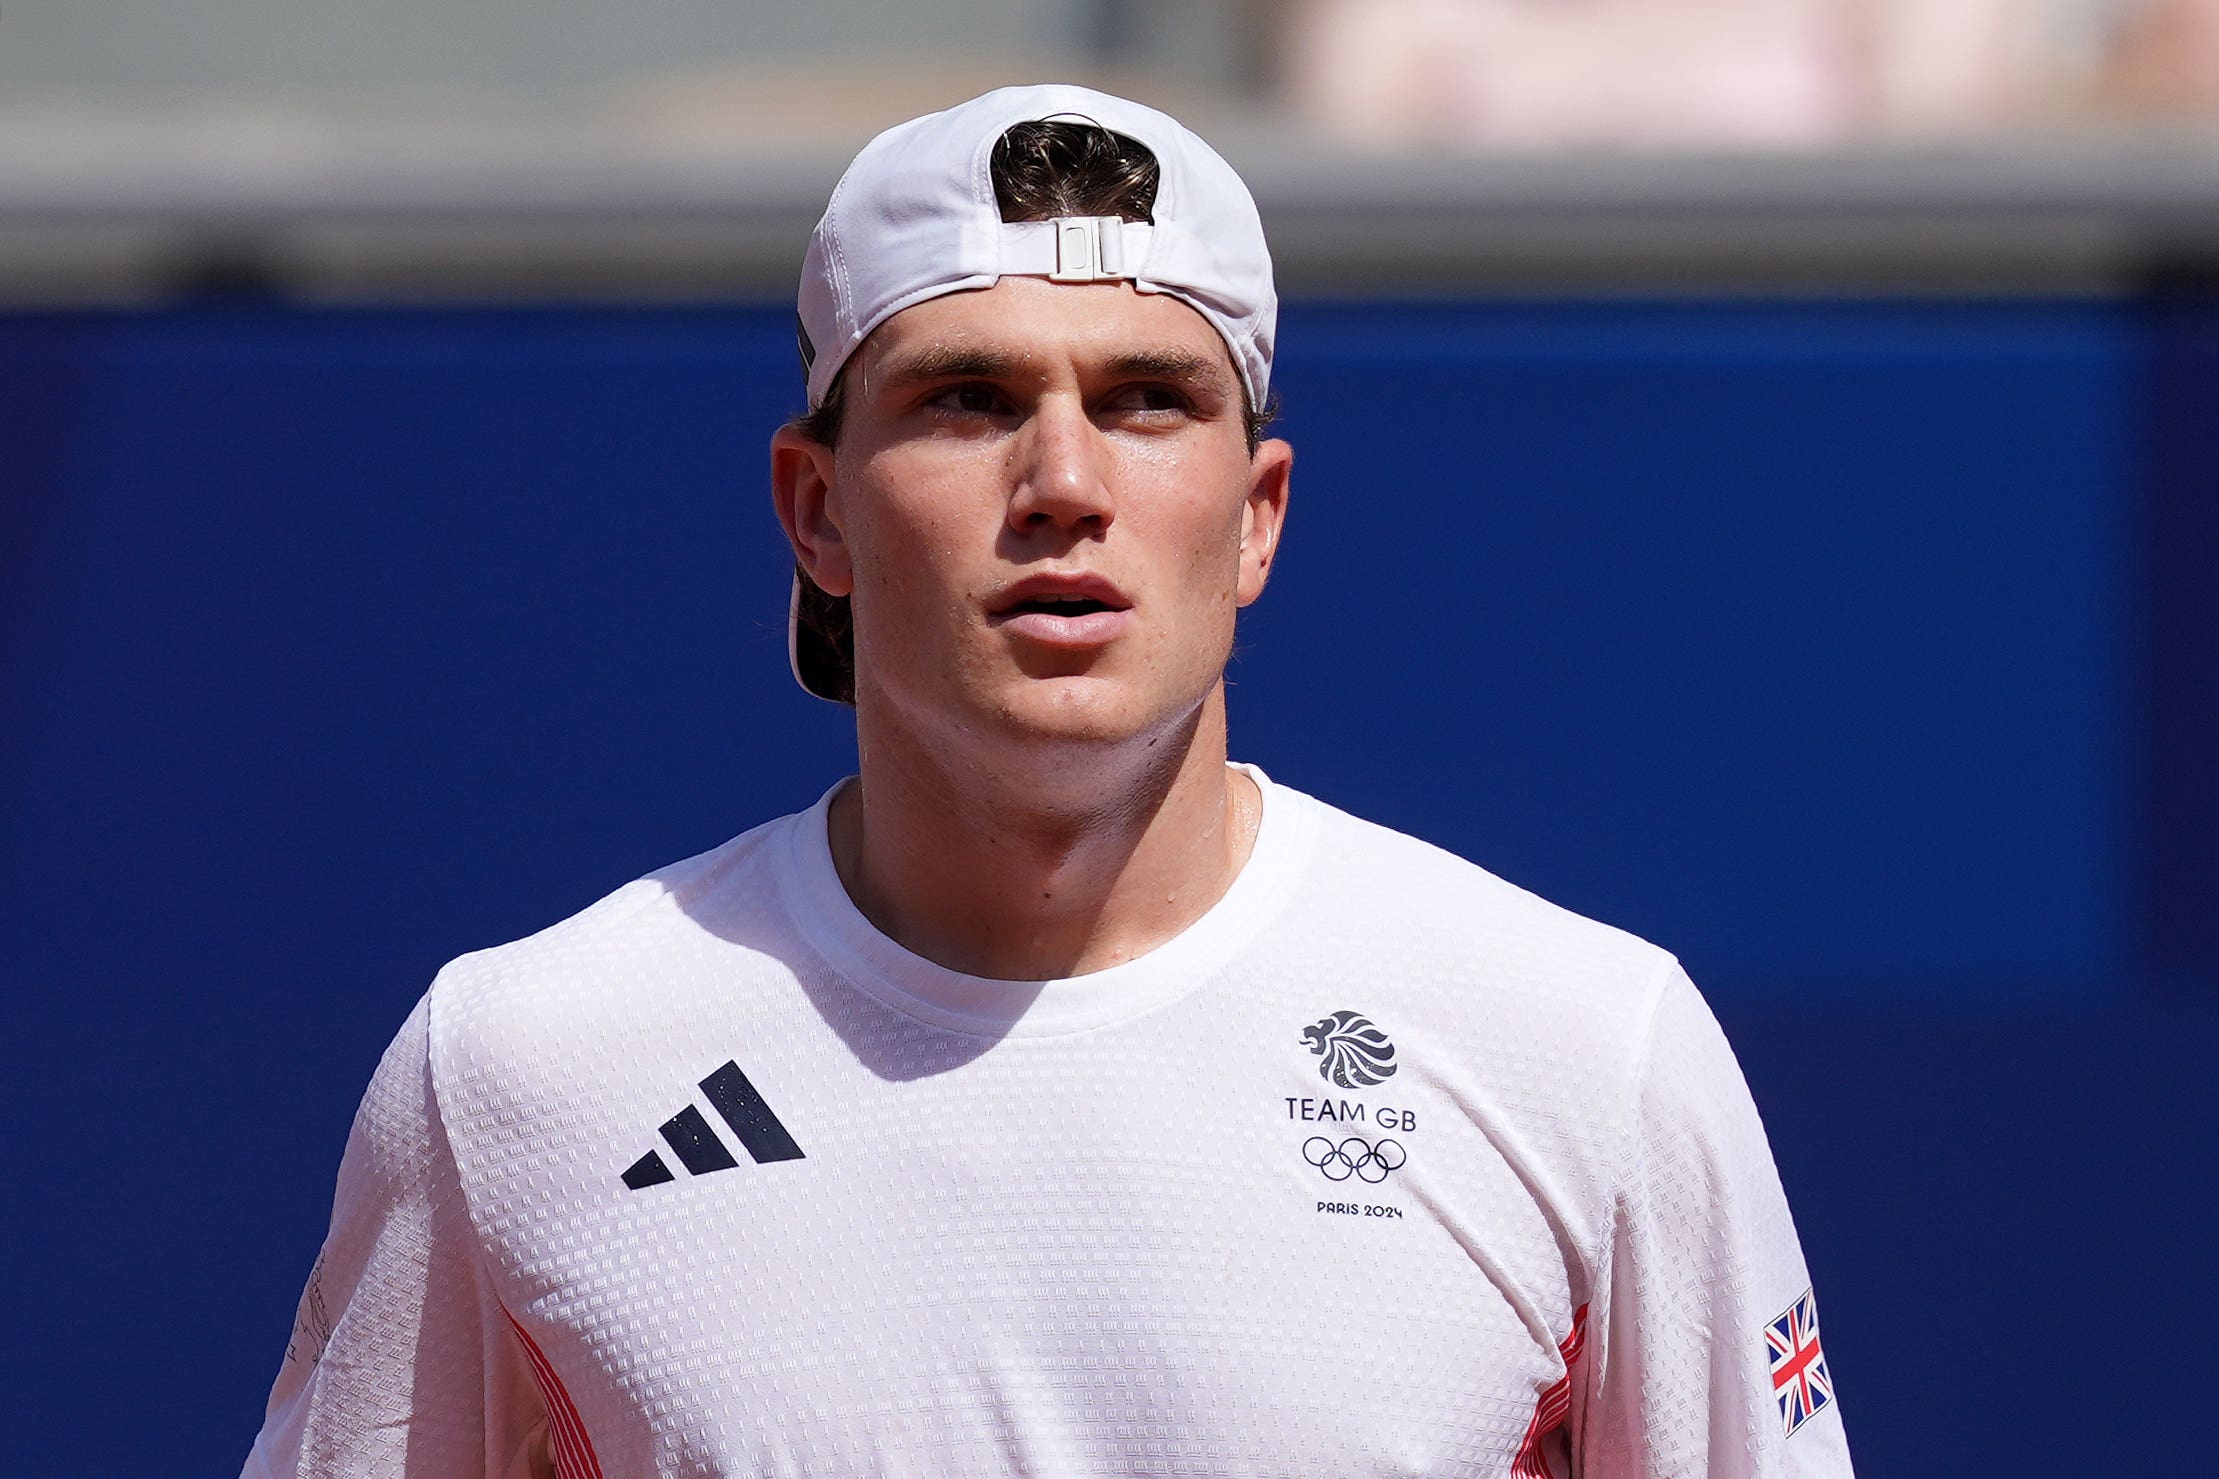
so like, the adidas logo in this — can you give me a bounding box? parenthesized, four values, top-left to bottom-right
(622, 1060, 805, 1190)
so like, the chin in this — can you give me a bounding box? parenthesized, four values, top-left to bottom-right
(862, 653, 1217, 758)
(988, 674, 1158, 745)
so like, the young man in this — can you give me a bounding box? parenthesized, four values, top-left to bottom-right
(245, 86, 1854, 1478)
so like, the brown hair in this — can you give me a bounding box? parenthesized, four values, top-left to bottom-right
(789, 119, 1272, 704)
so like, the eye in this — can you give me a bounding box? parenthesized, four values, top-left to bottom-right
(928, 382, 1006, 416)
(1104, 383, 1194, 419)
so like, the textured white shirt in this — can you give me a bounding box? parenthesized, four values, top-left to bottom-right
(244, 768, 1853, 1478)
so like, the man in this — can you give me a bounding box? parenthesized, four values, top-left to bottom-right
(245, 85, 1854, 1478)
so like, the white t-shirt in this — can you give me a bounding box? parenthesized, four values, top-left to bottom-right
(244, 768, 1853, 1478)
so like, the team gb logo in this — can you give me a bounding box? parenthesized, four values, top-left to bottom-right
(1301, 1010, 1398, 1088)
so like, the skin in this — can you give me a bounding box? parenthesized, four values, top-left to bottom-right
(771, 275, 1293, 981)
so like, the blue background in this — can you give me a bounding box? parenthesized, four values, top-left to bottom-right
(4, 297, 2213, 1475)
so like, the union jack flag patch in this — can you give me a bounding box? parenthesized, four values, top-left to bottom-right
(1765, 1288, 1834, 1437)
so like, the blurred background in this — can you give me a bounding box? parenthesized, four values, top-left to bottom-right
(4, 2, 2215, 1474)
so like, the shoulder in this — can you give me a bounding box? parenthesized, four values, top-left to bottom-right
(1280, 783, 1678, 1019)
(1266, 781, 1683, 1128)
(423, 806, 810, 1069)
(408, 803, 833, 1200)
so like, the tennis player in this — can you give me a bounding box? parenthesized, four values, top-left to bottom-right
(243, 84, 1854, 1478)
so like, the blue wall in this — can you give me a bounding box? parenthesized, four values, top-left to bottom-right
(3, 299, 2211, 1475)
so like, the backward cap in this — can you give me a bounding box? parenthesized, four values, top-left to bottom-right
(797, 83, 1276, 414)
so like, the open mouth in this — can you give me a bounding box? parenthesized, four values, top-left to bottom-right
(988, 575, 1134, 645)
(1004, 593, 1116, 618)
(990, 573, 1133, 621)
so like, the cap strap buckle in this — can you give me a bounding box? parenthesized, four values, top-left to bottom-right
(1049, 215, 1130, 282)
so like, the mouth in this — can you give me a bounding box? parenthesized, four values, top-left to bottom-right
(988, 573, 1134, 648)
(1001, 591, 1119, 618)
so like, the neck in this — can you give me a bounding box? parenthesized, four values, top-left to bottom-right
(829, 687, 1260, 980)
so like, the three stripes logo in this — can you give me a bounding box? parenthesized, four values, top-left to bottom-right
(621, 1061, 805, 1190)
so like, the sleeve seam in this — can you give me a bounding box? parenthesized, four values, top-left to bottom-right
(1615, 951, 1680, 1191)
(1588, 950, 1683, 1368)
(421, 969, 505, 1302)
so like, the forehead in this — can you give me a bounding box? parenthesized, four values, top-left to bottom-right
(854, 276, 1240, 389)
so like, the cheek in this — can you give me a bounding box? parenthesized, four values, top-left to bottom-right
(1140, 496, 1252, 648)
(1178, 479, 1254, 593)
(843, 467, 986, 629)
(1123, 438, 1249, 543)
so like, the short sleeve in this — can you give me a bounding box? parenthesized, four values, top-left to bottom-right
(1574, 966, 1854, 1478)
(240, 993, 553, 1479)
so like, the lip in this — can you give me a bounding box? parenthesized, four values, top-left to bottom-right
(987, 571, 1135, 650)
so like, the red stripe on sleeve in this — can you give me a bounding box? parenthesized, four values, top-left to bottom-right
(502, 1307, 607, 1479)
(1511, 1304, 1590, 1479)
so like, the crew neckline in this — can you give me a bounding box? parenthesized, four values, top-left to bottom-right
(776, 763, 1313, 1037)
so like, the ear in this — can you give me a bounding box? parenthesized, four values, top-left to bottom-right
(1235, 436, 1292, 607)
(770, 422, 854, 598)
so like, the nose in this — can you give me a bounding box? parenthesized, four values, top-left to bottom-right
(1007, 395, 1113, 539)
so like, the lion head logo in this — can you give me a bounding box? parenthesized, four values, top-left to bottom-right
(1301, 1010, 1397, 1088)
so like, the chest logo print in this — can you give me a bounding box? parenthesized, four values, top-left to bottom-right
(1301, 1010, 1397, 1088)
(1304, 1135, 1407, 1183)
(621, 1060, 806, 1190)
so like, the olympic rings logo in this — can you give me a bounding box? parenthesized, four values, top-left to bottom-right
(1303, 1135, 1407, 1183)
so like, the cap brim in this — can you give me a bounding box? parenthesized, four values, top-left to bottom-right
(787, 572, 853, 705)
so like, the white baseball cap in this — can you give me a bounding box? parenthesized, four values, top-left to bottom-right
(788, 83, 1278, 702)
(798, 82, 1276, 411)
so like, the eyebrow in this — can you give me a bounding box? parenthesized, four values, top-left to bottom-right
(870, 343, 1235, 397)
(873, 345, 1023, 388)
(1099, 348, 1233, 395)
